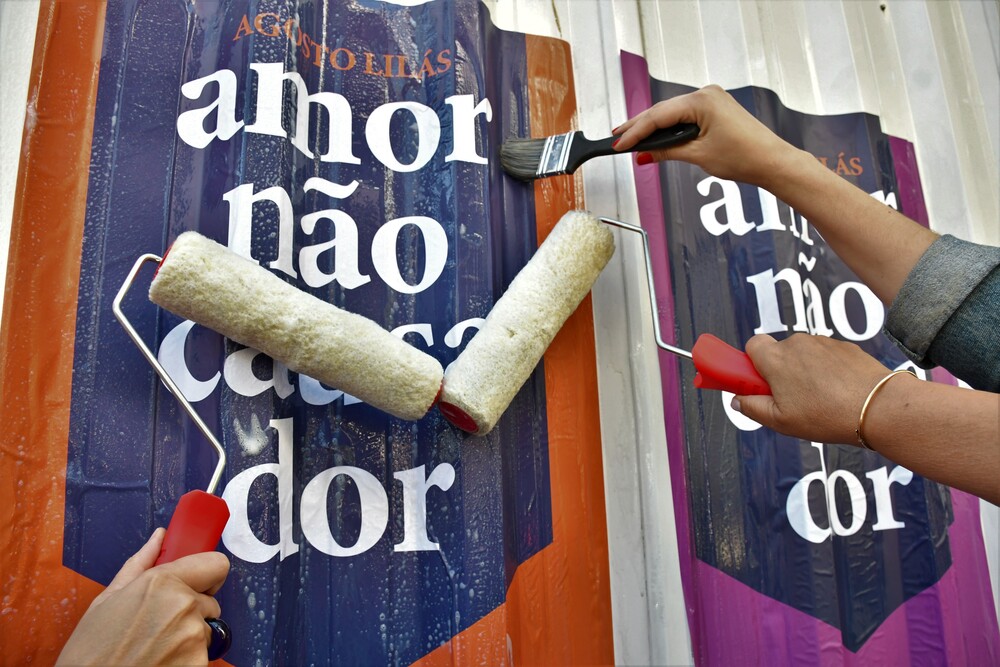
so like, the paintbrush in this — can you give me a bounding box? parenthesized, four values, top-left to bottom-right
(499, 123, 699, 181)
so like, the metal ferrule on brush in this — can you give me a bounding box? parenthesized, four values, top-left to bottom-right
(537, 131, 575, 176)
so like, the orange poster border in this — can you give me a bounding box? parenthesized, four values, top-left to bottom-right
(414, 34, 615, 667)
(0, 2, 108, 664)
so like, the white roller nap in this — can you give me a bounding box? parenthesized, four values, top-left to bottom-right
(149, 231, 443, 420)
(439, 210, 615, 434)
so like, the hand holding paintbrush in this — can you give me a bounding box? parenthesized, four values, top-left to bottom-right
(610, 85, 795, 186)
(500, 123, 699, 180)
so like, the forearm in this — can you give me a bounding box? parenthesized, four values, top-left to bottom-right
(763, 146, 938, 305)
(862, 373, 1000, 504)
(614, 87, 939, 304)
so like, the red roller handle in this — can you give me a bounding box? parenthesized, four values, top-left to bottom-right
(154, 490, 230, 566)
(691, 333, 771, 396)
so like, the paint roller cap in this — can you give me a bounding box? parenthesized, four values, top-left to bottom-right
(428, 382, 443, 411)
(438, 401, 479, 434)
(154, 243, 173, 280)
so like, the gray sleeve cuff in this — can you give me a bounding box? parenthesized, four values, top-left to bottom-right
(884, 234, 1000, 369)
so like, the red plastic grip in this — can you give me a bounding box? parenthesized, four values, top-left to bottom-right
(154, 490, 231, 565)
(691, 333, 771, 396)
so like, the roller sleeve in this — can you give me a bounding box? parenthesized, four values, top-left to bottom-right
(149, 232, 443, 420)
(439, 210, 614, 434)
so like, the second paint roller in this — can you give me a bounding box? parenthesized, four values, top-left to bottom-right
(437, 211, 770, 435)
(438, 211, 616, 434)
(149, 232, 444, 421)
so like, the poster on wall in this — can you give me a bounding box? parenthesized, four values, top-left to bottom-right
(621, 52, 999, 663)
(0, 2, 613, 664)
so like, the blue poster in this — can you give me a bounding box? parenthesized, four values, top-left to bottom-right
(62, 2, 563, 664)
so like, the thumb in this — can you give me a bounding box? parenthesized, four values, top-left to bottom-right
(102, 527, 166, 595)
(732, 394, 777, 428)
(158, 551, 231, 595)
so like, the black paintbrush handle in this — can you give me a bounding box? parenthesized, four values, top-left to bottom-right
(588, 123, 700, 157)
(634, 123, 701, 152)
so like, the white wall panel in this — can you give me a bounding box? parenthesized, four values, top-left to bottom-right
(0, 0, 41, 324)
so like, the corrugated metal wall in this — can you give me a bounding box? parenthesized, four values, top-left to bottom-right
(1, 1, 997, 664)
(0, 1, 41, 320)
(484, 1, 998, 664)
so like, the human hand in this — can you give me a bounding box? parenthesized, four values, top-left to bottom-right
(732, 333, 892, 445)
(612, 85, 802, 188)
(56, 528, 231, 667)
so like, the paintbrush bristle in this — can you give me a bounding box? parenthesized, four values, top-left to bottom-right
(499, 137, 548, 181)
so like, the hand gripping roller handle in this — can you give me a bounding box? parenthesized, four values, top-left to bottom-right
(113, 253, 232, 660)
(598, 218, 771, 396)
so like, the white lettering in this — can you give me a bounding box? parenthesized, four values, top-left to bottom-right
(161, 320, 461, 407)
(222, 418, 298, 562)
(786, 443, 913, 543)
(176, 69, 244, 149)
(827, 469, 867, 536)
(721, 390, 763, 431)
(756, 188, 789, 233)
(299, 208, 370, 290)
(828, 281, 884, 341)
(298, 375, 361, 407)
(371, 216, 448, 293)
(223, 348, 294, 399)
(222, 182, 449, 294)
(222, 183, 296, 277)
(299, 177, 368, 289)
(176, 65, 491, 170)
(869, 190, 899, 210)
(392, 323, 435, 347)
(221, 422, 458, 562)
(697, 176, 756, 236)
(746, 271, 882, 341)
(393, 464, 456, 551)
(746, 268, 808, 335)
(159, 320, 220, 402)
(365, 102, 441, 172)
(786, 444, 832, 544)
(444, 95, 492, 164)
(246, 63, 360, 164)
(444, 318, 485, 348)
(802, 279, 835, 337)
(866, 466, 913, 531)
(301, 466, 389, 557)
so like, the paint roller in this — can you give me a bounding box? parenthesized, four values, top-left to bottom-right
(113, 233, 446, 658)
(598, 216, 771, 394)
(114, 254, 233, 660)
(120, 231, 443, 561)
(437, 210, 770, 435)
(438, 210, 615, 434)
(149, 232, 444, 421)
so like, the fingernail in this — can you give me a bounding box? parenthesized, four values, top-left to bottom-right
(730, 397, 742, 413)
(612, 138, 620, 148)
(611, 125, 620, 134)
(636, 152, 653, 166)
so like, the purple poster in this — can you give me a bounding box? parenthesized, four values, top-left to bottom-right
(622, 51, 999, 664)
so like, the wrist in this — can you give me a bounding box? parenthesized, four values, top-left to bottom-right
(753, 145, 815, 193)
(855, 369, 920, 450)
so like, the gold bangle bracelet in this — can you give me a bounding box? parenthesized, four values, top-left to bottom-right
(856, 369, 917, 450)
